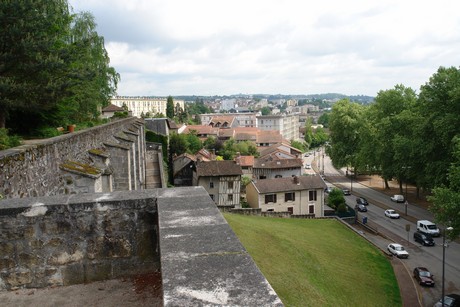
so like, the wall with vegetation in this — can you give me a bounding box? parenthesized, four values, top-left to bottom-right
(0, 117, 145, 199)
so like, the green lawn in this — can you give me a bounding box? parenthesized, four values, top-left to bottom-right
(224, 214, 401, 307)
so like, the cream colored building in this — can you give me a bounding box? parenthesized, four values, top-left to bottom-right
(246, 176, 326, 216)
(256, 114, 300, 141)
(110, 96, 185, 118)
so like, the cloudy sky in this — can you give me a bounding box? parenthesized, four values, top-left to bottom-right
(68, 0, 460, 97)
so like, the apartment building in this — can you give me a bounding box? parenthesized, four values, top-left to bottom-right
(110, 96, 185, 118)
(256, 114, 300, 141)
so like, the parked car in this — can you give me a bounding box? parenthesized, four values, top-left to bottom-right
(390, 194, 405, 203)
(356, 197, 369, 206)
(385, 209, 400, 219)
(342, 189, 351, 196)
(304, 153, 310, 157)
(325, 187, 333, 193)
(413, 267, 435, 286)
(387, 243, 409, 259)
(433, 294, 460, 307)
(355, 204, 367, 212)
(305, 164, 311, 169)
(414, 231, 435, 246)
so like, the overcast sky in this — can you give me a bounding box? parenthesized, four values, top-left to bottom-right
(68, 0, 460, 97)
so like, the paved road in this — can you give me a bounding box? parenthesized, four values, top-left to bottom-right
(318, 153, 459, 307)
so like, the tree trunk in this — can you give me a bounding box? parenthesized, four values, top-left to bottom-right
(384, 178, 390, 189)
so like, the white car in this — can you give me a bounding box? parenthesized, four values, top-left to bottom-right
(384, 209, 400, 219)
(387, 243, 409, 259)
(390, 194, 405, 203)
(305, 164, 311, 169)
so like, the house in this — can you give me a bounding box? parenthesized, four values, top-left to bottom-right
(144, 118, 179, 136)
(193, 161, 243, 207)
(246, 176, 327, 216)
(235, 155, 254, 177)
(253, 157, 303, 179)
(101, 104, 125, 119)
(258, 142, 302, 159)
(173, 153, 197, 186)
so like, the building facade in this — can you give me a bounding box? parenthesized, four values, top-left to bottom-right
(256, 114, 300, 141)
(246, 176, 326, 216)
(110, 96, 185, 118)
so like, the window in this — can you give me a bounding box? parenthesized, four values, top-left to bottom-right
(309, 190, 317, 201)
(285, 192, 295, 202)
(265, 194, 277, 204)
(210, 194, 214, 201)
(209, 181, 214, 188)
(228, 194, 233, 202)
(275, 175, 282, 178)
(309, 205, 314, 214)
(228, 181, 233, 190)
(259, 175, 267, 179)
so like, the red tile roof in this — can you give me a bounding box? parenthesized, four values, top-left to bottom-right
(235, 155, 254, 167)
(253, 158, 303, 169)
(102, 104, 125, 112)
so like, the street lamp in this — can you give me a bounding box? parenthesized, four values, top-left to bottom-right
(442, 226, 454, 306)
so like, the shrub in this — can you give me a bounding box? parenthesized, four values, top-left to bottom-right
(0, 128, 22, 150)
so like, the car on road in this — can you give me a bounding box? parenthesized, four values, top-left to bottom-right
(356, 197, 369, 206)
(413, 267, 434, 286)
(384, 209, 400, 219)
(390, 194, 405, 203)
(433, 294, 460, 307)
(325, 187, 333, 193)
(416, 220, 440, 237)
(342, 189, 351, 196)
(305, 164, 311, 169)
(355, 204, 367, 212)
(414, 231, 435, 246)
(304, 153, 310, 157)
(387, 243, 409, 259)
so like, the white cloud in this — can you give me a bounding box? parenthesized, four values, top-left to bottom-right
(69, 0, 460, 96)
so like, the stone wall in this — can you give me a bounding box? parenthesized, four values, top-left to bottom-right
(0, 117, 146, 199)
(0, 187, 284, 306)
(0, 191, 159, 290)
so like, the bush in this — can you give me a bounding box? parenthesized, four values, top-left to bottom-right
(0, 128, 22, 150)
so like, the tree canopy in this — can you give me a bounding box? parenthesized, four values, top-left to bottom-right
(0, 0, 118, 134)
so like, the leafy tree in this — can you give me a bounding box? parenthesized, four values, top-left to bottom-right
(327, 99, 364, 171)
(166, 96, 174, 119)
(327, 188, 345, 210)
(290, 140, 306, 152)
(304, 118, 313, 148)
(185, 131, 202, 154)
(310, 127, 329, 148)
(203, 136, 224, 153)
(234, 141, 259, 157)
(418, 66, 460, 189)
(260, 106, 271, 115)
(169, 133, 188, 157)
(0, 0, 71, 130)
(317, 112, 330, 128)
(428, 136, 460, 239)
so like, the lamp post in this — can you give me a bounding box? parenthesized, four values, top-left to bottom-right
(442, 226, 454, 306)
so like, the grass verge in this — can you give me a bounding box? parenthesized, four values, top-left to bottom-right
(224, 214, 401, 307)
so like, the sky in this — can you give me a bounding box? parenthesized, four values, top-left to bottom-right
(68, 0, 460, 97)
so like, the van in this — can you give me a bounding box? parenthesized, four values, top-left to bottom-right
(416, 220, 440, 237)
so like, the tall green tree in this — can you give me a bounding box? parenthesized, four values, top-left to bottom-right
(166, 96, 174, 119)
(428, 136, 460, 239)
(0, 0, 71, 129)
(328, 99, 364, 170)
(418, 66, 460, 189)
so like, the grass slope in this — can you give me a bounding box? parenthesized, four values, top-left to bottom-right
(224, 214, 401, 307)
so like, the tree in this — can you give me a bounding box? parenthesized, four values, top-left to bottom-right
(169, 133, 188, 157)
(304, 118, 313, 148)
(428, 137, 460, 239)
(317, 112, 330, 128)
(260, 106, 271, 115)
(0, 0, 71, 129)
(326, 188, 345, 211)
(166, 96, 174, 119)
(418, 66, 460, 189)
(328, 99, 364, 170)
(185, 131, 202, 154)
(290, 140, 306, 152)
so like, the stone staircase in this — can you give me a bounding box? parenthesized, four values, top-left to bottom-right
(145, 143, 165, 189)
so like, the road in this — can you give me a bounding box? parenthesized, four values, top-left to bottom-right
(307, 149, 460, 307)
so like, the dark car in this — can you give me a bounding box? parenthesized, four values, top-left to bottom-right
(356, 197, 369, 206)
(414, 231, 435, 246)
(355, 204, 367, 212)
(342, 189, 351, 196)
(413, 267, 434, 286)
(434, 294, 460, 307)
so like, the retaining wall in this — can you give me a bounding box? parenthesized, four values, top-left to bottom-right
(0, 118, 146, 199)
